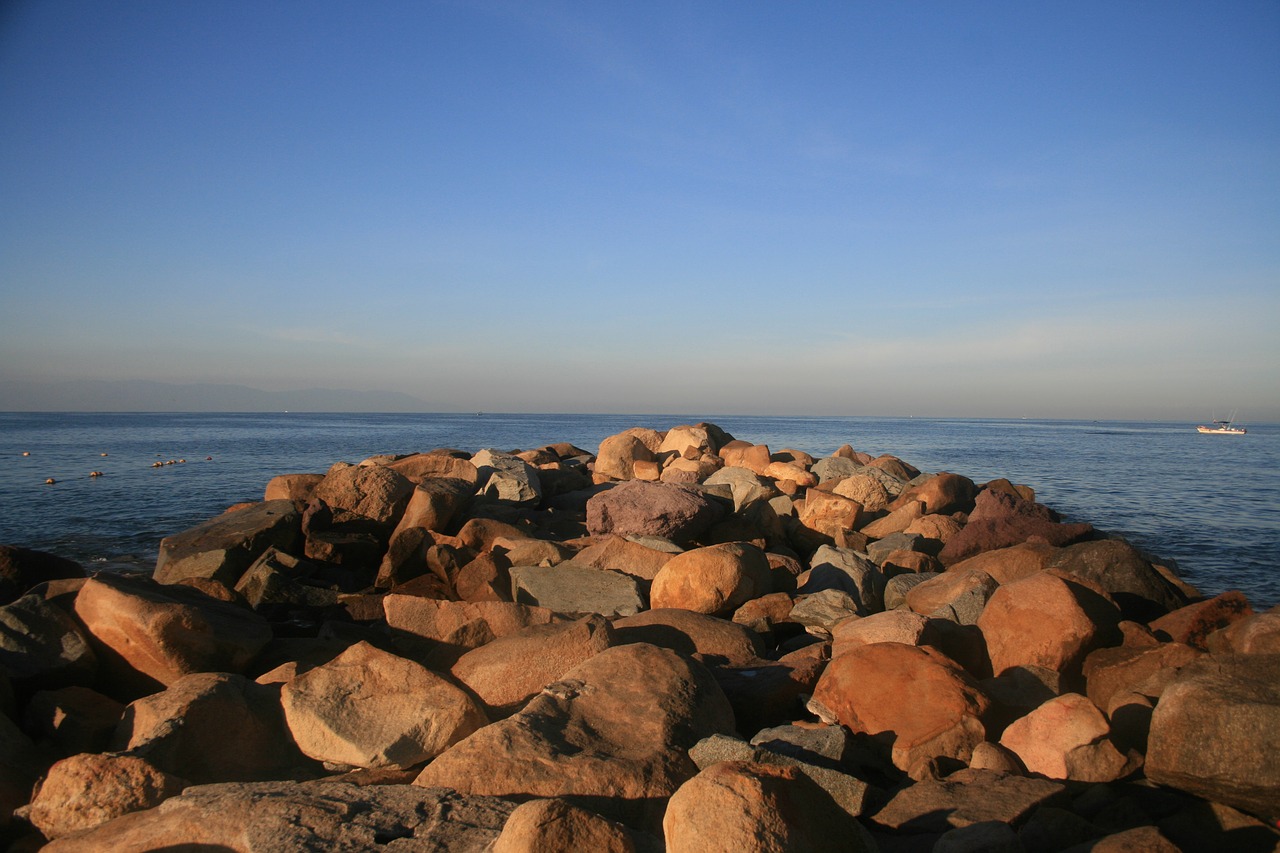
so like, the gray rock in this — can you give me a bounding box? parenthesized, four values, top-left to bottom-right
(472, 449, 543, 507)
(811, 456, 863, 484)
(789, 589, 860, 634)
(703, 467, 778, 511)
(510, 563, 646, 617)
(884, 572, 940, 610)
(0, 594, 96, 688)
(930, 576, 999, 626)
(802, 545, 885, 615)
(750, 724, 851, 767)
(233, 548, 342, 612)
(1047, 539, 1187, 622)
(866, 532, 926, 566)
(155, 500, 301, 587)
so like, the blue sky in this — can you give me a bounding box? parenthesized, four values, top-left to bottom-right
(2, 1, 1277, 419)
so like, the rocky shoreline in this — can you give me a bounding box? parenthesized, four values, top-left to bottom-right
(0, 422, 1277, 851)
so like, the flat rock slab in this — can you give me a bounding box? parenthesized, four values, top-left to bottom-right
(41, 781, 519, 852)
(155, 500, 301, 587)
(510, 563, 645, 617)
(870, 768, 1066, 834)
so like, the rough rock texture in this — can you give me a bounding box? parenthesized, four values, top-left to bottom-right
(870, 768, 1066, 833)
(649, 542, 773, 616)
(1146, 653, 1280, 819)
(450, 614, 615, 717)
(613, 608, 765, 667)
(311, 464, 415, 530)
(586, 480, 724, 545)
(509, 563, 646, 617)
(26, 752, 188, 840)
(999, 692, 1135, 782)
(0, 544, 84, 606)
(281, 641, 487, 769)
(1047, 539, 1187, 622)
(978, 571, 1121, 678)
(383, 595, 561, 668)
(473, 449, 543, 506)
(572, 534, 675, 581)
(1149, 590, 1253, 650)
(414, 643, 736, 827)
(0, 593, 97, 689)
(154, 500, 300, 587)
(810, 642, 990, 775)
(938, 489, 1093, 566)
(492, 797, 639, 853)
(73, 573, 272, 697)
(663, 760, 872, 853)
(113, 672, 312, 784)
(40, 781, 519, 852)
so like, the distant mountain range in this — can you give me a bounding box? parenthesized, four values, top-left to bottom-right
(0, 379, 430, 412)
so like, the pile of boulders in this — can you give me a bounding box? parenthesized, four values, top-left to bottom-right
(1, 422, 1277, 851)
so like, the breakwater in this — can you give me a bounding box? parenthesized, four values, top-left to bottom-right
(1, 420, 1277, 849)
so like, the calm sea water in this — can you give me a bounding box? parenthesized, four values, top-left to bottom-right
(1, 412, 1276, 609)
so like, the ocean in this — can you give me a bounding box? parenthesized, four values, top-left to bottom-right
(1, 412, 1276, 609)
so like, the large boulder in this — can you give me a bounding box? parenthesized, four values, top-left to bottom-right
(595, 432, 658, 481)
(649, 542, 773, 616)
(73, 573, 272, 697)
(938, 489, 1093, 566)
(586, 480, 725, 545)
(869, 768, 1065, 834)
(40, 781, 519, 853)
(1146, 653, 1280, 819)
(831, 473, 893, 513)
(810, 642, 991, 776)
(450, 614, 615, 717)
(898, 472, 978, 516)
(999, 692, 1135, 782)
(509, 564, 646, 617)
(113, 672, 313, 783)
(25, 752, 187, 841)
(414, 643, 736, 827)
(0, 545, 84, 606)
(154, 500, 300, 587)
(311, 463, 414, 531)
(1046, 539, 1188, 622)
(663, 760, 871, 853)
(977, 571, 1122, 679)
(800, 545, 884, 615)
(281, 641, 486, 770)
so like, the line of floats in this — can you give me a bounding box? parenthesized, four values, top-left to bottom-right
(19, 451, 214, 485)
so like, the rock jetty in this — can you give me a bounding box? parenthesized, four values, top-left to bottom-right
(1, 422, 1277, 851)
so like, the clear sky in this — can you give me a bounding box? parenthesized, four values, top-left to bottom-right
(2, 1, 1277, 419)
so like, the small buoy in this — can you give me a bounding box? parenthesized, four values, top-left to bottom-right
(178, 458, 186, 464)
(44, 478, 55, 485)
(101, 452, 108, 457)
(152, 461, 163, 468)
(206, 456, 213, 461)
(89, 471, 103, 478)
(22, 452, 30, 457)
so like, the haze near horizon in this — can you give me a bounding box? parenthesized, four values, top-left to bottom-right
(2, 2, 1277, 421)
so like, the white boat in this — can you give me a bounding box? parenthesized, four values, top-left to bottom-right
(1197, 412, 1247, 435)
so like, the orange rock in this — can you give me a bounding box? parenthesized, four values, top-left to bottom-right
(999, 692, 1135, 782)
(572, 534, 674, 581)
(263, 473, 324, 508)
(493, 798, 637, 853)
(859, 500, 925, 539)
(978, 572, 1121, 678)
(451, 614, 615, 717)
(613, 608, 765, 667)
(810, 642, 990, 775)
(946, 541, 1056, 585)
(830, 610, 936, 658)
(650, 542, 773, 616)
(1149, 591, 1253, 651)
(282, 641, 486, 769)
(26, 752, 187, 840)
(383, 595, 560, 668)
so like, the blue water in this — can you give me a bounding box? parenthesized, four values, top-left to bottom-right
(0, 412, 1276, 609)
